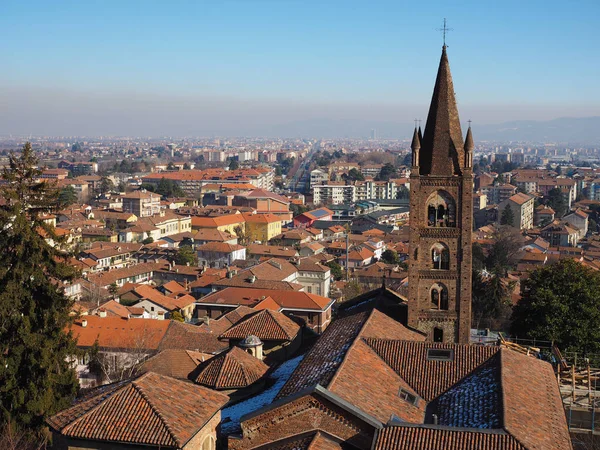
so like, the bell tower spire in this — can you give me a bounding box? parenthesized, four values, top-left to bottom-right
(419, 45, 465, 176)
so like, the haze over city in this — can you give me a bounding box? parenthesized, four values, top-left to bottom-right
(1, 0, 599, 137)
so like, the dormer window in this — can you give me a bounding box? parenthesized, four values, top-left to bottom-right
(398, 388, 419, 406)
(427, 348, 453, 361)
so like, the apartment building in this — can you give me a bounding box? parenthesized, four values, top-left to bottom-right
(310, 169, 329, 188)
(480, 183, 517, 205)
(122, 190, 161, 217)
(498, 192, 534, 229)
(313, 179, 409, 206)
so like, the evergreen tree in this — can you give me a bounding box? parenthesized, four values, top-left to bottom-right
(228, 158, 240, 170)
(58, 185, 78, 207)
(500, 204, 515, 227)
(546, 187, 568, 218)
(174, 245, 198, 266)
(0, 143, 79, 432)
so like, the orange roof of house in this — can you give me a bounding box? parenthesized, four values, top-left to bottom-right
(199, 287, 333, 311)
(191, 214, 245, 228)
(70, 316, 170, 350)
(242, 212, 281, 224)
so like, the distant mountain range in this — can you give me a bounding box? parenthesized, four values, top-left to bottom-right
(257, 117, 600, 144)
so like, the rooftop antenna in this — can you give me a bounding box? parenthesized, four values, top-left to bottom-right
(437, 18, 453, 47)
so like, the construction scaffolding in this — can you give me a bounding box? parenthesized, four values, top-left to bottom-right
(556, 345, 600, 437)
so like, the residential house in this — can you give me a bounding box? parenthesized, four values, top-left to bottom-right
(197, 242, 246, 268)
(534, 205, 555, 226)
(564, 209, 589, 239)
(242, 212, 282, 242)
(196, 287, 334, 333)
(293, 207, 333, 228)
(541, 220, 580, 247)
(246, 243, 299, 261)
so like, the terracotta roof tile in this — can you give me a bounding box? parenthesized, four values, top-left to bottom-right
(192, 346, 269, 389)
(364, 339, 499, 401)
(375, 426, 525, 450)
(219, 309, 300, 341)
(48, 372, 228, 448)
(137, 349, 214, 380)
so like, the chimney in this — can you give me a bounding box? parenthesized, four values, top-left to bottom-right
(157, 311, 165, 320)
(98, 309, 107, 318)
(81, 319, 87, 328)
(249, 275, 256, 284)
(226, 270, 233, 279)
(432, 414, 438, 425)
(204, 315, 210, 325)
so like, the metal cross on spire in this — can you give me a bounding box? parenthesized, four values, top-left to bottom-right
(414, 119, 418, 128)
(468, 119, 472, 128)
(437, 18, 453, 47)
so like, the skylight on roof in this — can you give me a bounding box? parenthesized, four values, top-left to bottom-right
(427, 348, 454, 361)
(398, 388, 419, 406)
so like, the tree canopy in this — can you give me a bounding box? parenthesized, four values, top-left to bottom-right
(346, 168, 364, 181)
(326, 261, 344, 281)
(511, 260, 600, 355)
(228, 158, 240, 170)
(58, 185, 78, 207)
(380, 249, 400, 265)
(174, 245, 198, 266)
(500, 204, 515, 227)
(375, 163, 397, 181)
(546, 187, 568, 218)
(0, 143, 79, 433)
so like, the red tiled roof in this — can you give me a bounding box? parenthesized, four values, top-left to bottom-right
(375, 426, 525, 450)
(192, 346, 269, 389)
(199, 287, 332, 311)
(47, 372, 228, 448)
(364, 340, 499, 401)
(71, 316, 170, 350)
(197, 241, 245, 253)
(159, 321, 228, 354)
(219, 309, 300, 341)
(137, 349, 213, 380)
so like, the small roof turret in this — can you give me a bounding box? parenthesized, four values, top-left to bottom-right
(411, 127, 421, 150)
(465, 125, 474, 152)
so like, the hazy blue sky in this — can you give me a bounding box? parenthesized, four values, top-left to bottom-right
(0, 0, 598, 136)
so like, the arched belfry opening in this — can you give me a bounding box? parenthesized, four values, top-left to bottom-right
(430, 283, 449, 310)
(431, 243, 450, 270)
(427, 190, 456, 227)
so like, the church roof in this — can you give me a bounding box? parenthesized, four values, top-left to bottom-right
(419, 46, 465, 176)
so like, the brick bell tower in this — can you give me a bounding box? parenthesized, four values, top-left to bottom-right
(407, 45, 474, 344)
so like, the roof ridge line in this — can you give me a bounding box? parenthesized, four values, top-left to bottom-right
(265, 308, 294, 340)
(58, 380, 129, 434)
(132, 378, 180, 448)
(326, 310, 374, 389)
